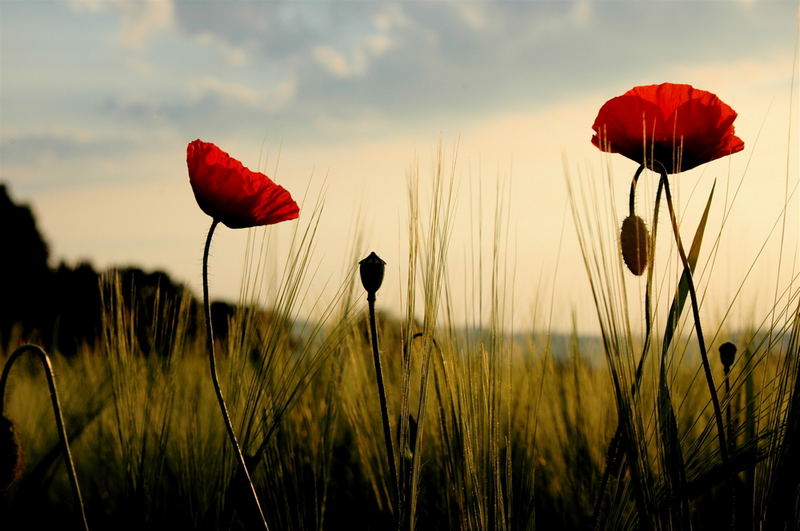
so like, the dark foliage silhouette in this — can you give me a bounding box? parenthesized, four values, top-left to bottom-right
(0, 184, 245, 356)
(0, 184, 52, 345)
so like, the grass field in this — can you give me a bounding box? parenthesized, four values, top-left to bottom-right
(1, 155, 798, 531)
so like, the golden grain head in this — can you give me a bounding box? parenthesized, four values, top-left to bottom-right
(0, 415, 22, 489)
(619, 215, 651, 276)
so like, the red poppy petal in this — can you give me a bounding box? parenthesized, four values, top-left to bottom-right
(592, 94, 667, 165)
(252, 183, 300, 225)
(187, 139, 300, 228)
(591, 83, 744, 173)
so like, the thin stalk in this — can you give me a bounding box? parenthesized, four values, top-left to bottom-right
(366, 292, 399, 522)
(628, 164, 647, 217)
(657, 169, 730, 468)
(408, 333, 439, 531)
(724, 366, 734, 452)
(659, 169, 736, 527)
(202, 219, 269, 531)
(0, 344, 89, 531)
(591, 170, 663, 529)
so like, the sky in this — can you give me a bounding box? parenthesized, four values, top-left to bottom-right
(1, 0, 798, 334)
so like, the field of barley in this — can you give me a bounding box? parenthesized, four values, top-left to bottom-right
(1, 137, 798, 531)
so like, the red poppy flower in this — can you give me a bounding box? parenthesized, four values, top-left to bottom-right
(187, 139, 299, 228)
(591, 83, 744, 173)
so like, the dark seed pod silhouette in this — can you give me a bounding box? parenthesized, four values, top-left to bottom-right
(620, 215, 651, 276)
(0, 415, 22, 489)
(359, 251, 386, 295)
(719, 342, 737, 369)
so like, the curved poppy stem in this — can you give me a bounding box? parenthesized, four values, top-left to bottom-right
(656, 166, 729, 469)
(202, 219, 269, 531)
(0, 344, 89, 531)
(628, 164, 647, 217)
(634, 166, 665, 398)
(591, 170, 664, 528)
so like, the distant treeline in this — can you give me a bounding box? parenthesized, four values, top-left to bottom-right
(2, 184, 605, 360)
(0, 184, 241, 356)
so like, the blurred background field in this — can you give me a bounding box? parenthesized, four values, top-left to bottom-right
(2, 2, 799, 528)
(1, 156, 797, 529)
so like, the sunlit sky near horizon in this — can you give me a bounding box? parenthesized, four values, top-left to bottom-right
(1, 1, 798, 334)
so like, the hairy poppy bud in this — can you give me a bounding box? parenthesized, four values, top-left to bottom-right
(0, 415, 22, 489)
(359, 252, 386, 295)
(620, 215, 651, 276)
(719, 342, 737, 369)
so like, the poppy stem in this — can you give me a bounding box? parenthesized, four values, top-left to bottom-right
(366, 291, 400, 521)
(724, 365, 734, 452)
(591, 173, 664, 528)
(633, 170, 665, 399)
(628, 164, 647, 217)
(657, 168, 730, 469)
(0, 344, 89, 531)
(202, 219, 269, 531)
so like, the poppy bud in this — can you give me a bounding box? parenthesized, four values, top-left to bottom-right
(0, 415, 22, 489)
(359, 252, 386, 295)
(719, 342, 737, 369)
(620, 215, 651, 276)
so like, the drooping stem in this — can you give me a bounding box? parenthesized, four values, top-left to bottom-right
(366, 292, 399, 520)
(657, 168, 730, 467)
(202, 219, 269, 531)
(634, 171, 665, 397)
(591, 171, 664, 529)
(628, 164, 647, 217)
(0, 344, 89, 531)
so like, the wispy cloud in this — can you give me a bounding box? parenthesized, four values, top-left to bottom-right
(69, 0, 174, 49)
(0, 129, 136, 164)
(189, 76, 296, 111)
(2, 0, 797, 330)
(312, 33, 392, 79)
(38, 1, 794, 139)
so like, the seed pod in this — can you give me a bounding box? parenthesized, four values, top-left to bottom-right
(0, 415, 22, 489)
(719, 342, 737, 369)
(620, 215, 651, 276)
(359, 252, 386, 295)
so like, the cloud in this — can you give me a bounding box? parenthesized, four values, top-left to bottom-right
(164, 0, 791, 114)
(312, 35, 391, 78)
(313, 46, 352, 78)
(190, 77, 262, 107)
(366, 34, 392, 56)
(59, 0, 797, 132)
(117, 0, 173, 49)
(0, 130, 133, 165)
(21, 1, 800, 156)
(665, 53, 795, 93)
(371, 4, 411, 32)
(570, 0, 591, 26)
(67, 0, 105, 12)
(69, 0, 174, 49)
(453, 4, 486, 30)
(0, 128, 183, 200)
(189, 76, 297, 111)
